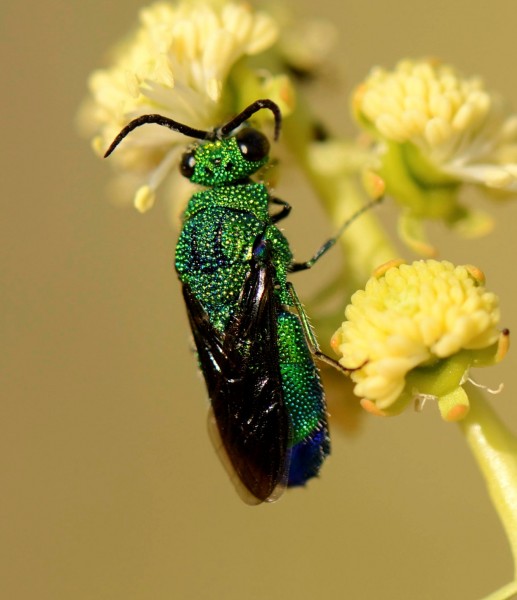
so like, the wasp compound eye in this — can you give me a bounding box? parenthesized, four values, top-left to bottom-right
(235, 128, 270, 162)
(180, 150, 196, 178)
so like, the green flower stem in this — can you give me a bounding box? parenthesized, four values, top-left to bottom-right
(459, 385, 517, 599)
(283, 103, 396, 292)
(380, 141, 460, 219)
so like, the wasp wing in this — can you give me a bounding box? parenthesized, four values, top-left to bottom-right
(182, 259, 291, 503)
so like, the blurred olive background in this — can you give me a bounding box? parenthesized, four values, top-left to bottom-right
(3, 1, 517, 599)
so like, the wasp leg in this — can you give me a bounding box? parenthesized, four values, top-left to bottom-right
(269, 197, 292, 224)
(286, 282, 349, 375)
(289, 197, 382, 272)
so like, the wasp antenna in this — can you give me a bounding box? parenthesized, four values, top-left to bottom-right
(103, 114, 211, 158)
(219, 99, 282, 141)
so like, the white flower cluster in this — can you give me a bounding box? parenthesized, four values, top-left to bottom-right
(355, 59, 517, 192)
(80, 0, 282, 213)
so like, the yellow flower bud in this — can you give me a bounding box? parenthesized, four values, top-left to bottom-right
(332, 260, 508, 420)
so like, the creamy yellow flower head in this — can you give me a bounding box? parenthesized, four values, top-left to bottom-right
(331, 260, 509, 421)
(353, 59, 517, 254)
(79, 0, 293, 214)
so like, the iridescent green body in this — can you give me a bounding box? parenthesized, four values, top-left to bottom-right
(104, 101, 330, 501)
(175, 149, 325, 446)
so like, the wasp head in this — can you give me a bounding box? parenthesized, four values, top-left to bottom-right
(179, 127, 270, 186)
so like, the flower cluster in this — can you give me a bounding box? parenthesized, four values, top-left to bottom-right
(331, 260, 508, 421)
(79, 0, 293, 214)
(80, 5, 512, 422)
(353, 59, 517, 253)
(80, 3, 517, 584)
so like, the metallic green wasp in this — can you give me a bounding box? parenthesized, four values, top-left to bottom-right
(105, 100, 355, 504)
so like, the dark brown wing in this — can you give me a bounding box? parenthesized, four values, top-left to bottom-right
(182, 258, 291, 503)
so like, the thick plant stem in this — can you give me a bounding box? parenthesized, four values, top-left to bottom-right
(459, 385, 517, 599)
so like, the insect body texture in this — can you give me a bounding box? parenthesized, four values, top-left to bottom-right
(105, 100, 330, 504)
